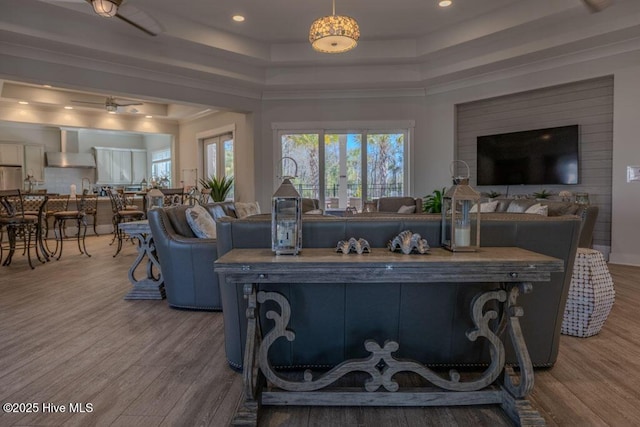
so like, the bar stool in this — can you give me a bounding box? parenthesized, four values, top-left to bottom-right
(51, 191, 91, 259)
(80, 193, 99, 236)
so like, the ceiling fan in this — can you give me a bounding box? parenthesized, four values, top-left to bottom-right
(46, 0, 160, 36)
(71, 96, 144, 113)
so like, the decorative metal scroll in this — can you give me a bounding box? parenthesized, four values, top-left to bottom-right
(254, 288, 509, 393)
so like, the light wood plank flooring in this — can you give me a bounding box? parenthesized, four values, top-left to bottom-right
(0, 235, 638, 426)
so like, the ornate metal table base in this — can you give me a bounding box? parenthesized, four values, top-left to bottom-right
(234, 283, 545, 426)
(118, 221, 164, 300)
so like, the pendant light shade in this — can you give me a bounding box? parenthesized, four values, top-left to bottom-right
(309, 0, 360, 54)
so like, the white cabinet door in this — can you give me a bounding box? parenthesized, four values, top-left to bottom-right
(0, 143, 23, 166)
(94, 148, 113, 184)
(131, 150, 147, 184)
(24, 145, 45, 182)
(112, 150, 132, 184)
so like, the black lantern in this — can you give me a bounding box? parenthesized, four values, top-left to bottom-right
(272, 157, 302, 255)
(441, 161, 481, 252)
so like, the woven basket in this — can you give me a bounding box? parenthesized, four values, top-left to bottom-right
(562, 248, 615, 337)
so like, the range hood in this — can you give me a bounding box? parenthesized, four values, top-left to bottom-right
(46, 152, 96, 168)
(46, 129, 96, 168)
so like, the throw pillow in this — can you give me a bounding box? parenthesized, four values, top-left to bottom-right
(397, 205, 416, 214)
(470, 200, 499, 213)
(525, 203, 549, 216)
(186, 204, 217, 238)
(506, 199, 536, 213)
(235, 201, 261, 218)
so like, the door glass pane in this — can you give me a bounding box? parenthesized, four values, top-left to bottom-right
(224, 138, 234, 199)
(325, 133, 361, 210)
(281, 133, 319, 199)
(205, 142, 217, 179)
(366, 133, 404, 199)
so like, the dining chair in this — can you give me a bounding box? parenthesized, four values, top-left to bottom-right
(160, 188, 185, 206)
(0, 189, 48, 269)
(107, 189, 145, 256)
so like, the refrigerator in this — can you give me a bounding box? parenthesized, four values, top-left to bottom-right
(0, 166, 23, 190)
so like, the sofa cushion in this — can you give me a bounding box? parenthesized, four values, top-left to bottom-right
(235, 201, 261, 218)
(542, 201, 580, 216)
(506, 199, 537, 213)
(377, 197, 418, 213)
(186, 204, 217, 238)
(525, 203, 549, 216)
(470, 200, 499, 213)
(397, 205, 416, 214)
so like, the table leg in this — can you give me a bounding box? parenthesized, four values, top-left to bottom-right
(233, 281, 546, 426)
(123, 232, 165, 300)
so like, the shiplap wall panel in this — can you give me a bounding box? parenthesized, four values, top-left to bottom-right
(456, 76, 613, 249)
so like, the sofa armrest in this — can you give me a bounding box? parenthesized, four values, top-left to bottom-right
(148, 208, 222, 310)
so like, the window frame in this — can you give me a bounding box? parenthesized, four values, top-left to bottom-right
(274, 120, 413, 210)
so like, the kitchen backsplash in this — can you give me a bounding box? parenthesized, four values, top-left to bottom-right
(42, 167, 96, 195)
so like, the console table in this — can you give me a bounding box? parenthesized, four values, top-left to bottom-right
(118, 220, 165, 300)
(215, 247, 564, 426)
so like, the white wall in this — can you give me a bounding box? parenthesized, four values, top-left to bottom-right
(611, 66, 640, 265)
(417, 50, 640, 266)
(178, 111, 255, 202)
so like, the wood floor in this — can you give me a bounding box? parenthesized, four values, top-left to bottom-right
(0, 235, 638, 426)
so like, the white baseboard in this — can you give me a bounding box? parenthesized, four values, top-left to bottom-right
(608, 251, 640, 267)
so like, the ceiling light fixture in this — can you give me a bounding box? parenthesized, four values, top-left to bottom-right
(439, 0, 452, 7)
(91, 0, 121, 18)
(233, 15, 245, 22)
(309, 0, 360, 54)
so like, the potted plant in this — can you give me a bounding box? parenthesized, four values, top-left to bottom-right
(533, 189, 551, 200)
(486, 190, 501, 200)
(423, 187, 446, 213)
(199, 175, 234, 202)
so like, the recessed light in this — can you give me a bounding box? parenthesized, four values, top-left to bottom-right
(439, 0, 452, 7)
(43, 85, 52, 88)
(232, 15, 245, 22)
(145, 115, 153, 118)
(64, 106, 74, 110)
(108, 111, 117, 114)
(18, 101, 29, 105)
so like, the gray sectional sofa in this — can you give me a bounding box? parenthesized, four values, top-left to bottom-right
(215, 213, 582, 370)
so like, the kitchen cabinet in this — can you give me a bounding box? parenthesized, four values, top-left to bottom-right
(0, 143, 23, 166)
(131, 149, 147, 184)
(94, 148, 113, 184)
(112, 149, 132, 184)
(94, 147, 145, 185)
(24, 145, 45, 182)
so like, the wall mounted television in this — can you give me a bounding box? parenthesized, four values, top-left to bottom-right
(476, 125, 579, 186)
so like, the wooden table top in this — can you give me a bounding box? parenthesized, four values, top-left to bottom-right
(215, 247, 564, 283)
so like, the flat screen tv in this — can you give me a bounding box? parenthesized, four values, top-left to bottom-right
(476, 125, 579, 186)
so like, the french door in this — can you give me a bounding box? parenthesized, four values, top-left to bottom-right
(279, 130, 407, 211)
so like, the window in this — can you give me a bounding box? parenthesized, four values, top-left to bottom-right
(151, 149, 172, 186)
(203, 133, 234, 199)
(278, 126, 409, 211)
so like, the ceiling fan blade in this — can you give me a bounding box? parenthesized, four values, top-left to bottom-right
(115, 101, 144, 107)
(71, 99, 104, 105)
(582, 0, 614, 13)
(116, 12, 157, 36)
